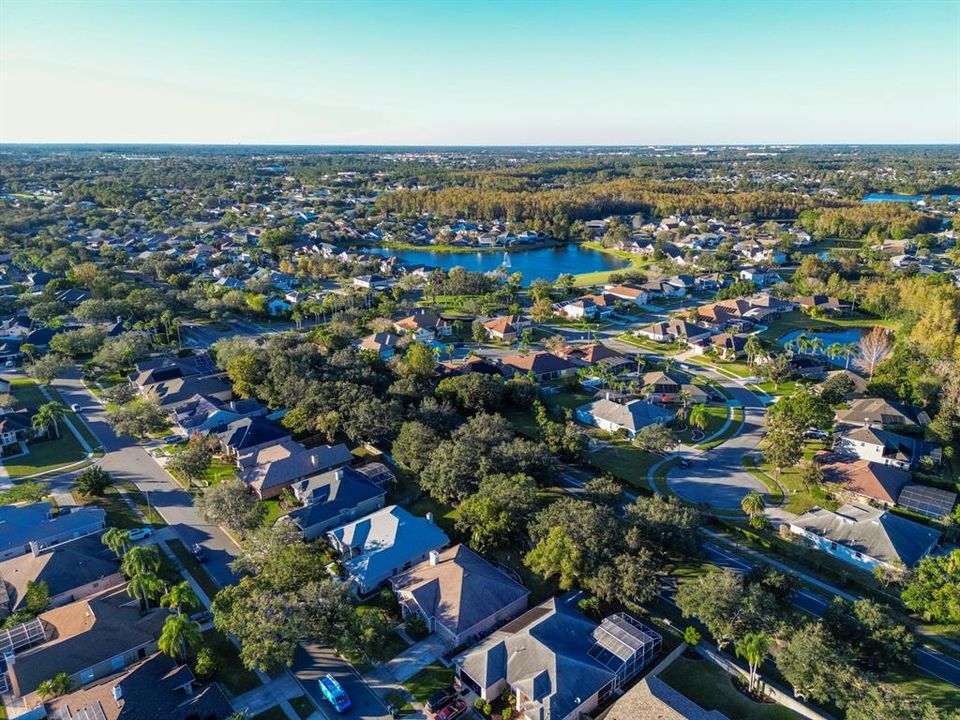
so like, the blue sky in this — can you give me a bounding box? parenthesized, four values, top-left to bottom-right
(1, 0, 957, 144)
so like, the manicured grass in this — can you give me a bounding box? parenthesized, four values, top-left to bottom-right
(886, 664, 960, 711)
(753, 438, 838, 513)
(86, 480, 164, 528)
(587, 442, 658, 490)
(404, 495, 461, 538)
(0, 480, 49, 505)
(699, 405, 744, 450)
(676, 404, 728, 444)
(288, 694, 317, 719)
(760, 310, 893, 341)
(258, 497, 289, 528)
(166, 538, 220, 600)
(617, 333, 685, 354)
(403, 662, 456, 704)
(541, 385, 596, 412)
(201, 629, 262, 696)
(659, 656, 804, 720)
(384, 690, 414, 715)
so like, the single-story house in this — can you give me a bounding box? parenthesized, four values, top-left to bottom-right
(789, 503, 940, 570)
(7, 585, 170, 701)
(562, 343, 633, 374)
(217, 416, 291, 458)
(42, 652, 233, 720)
(0, 535, 123, 617)
(499, 352, 578, 382)
(285, 466, 387, 540)
(0, 409, 32, 447)
(391, 544, 530, 647)
(483, 315, 528, 343)
(358, 332, 402, 359)
(394, 310, 450, 342)
(636, 319, 711, 344)
(815, 452, 911, 507)
(455, 599, 661, 720)
(640, 371, 682, 403)
(604, 284, 649, 305)
(576, 398, 675, 438)
(327, 505, 450, 595)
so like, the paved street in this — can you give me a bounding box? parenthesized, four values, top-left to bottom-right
(50, 371, 239, 588)
(293, 642, 391, 720)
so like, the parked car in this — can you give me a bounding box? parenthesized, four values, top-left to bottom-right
(163, 434, 185, 445)
(319, 674, 351, 713)
(803, 428, 829, 440)
(436, 698, 467, 720)
(127, 527, 154, 541)
(192, 543, 207, 562)
(425, 687, 457, 713)
(188, 610, 212, 623)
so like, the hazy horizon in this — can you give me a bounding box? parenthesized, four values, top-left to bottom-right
(2, 0, 958, 145)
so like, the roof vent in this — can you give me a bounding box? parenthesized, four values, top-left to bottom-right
(113, 684, 123, 703)
(429, 550, 440, 566)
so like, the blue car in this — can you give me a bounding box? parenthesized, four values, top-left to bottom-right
(319, 674, 351, 713)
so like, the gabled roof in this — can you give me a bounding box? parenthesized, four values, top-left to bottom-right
(499, 352, 576, 377)
(329, 505, 449, 586)
(287, 467, 386, 531)
(790, 503, 940, 567)
(359, 332, 400, 352)
(392, 544, 529, 637)
(564, 343, 625, 365)
(483, 315, 522, 335)
(238, 441, 353, 494)
(0, 503, 106, 556)
(217, 416, 290, 452)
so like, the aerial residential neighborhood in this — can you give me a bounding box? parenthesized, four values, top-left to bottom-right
(1, 1, 959, 719)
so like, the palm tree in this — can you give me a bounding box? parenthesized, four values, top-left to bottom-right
(677, 390, 693, 427)
(101, 526, 129, 558)
(36, 672, 75, 700)
(842, 342, 858, 369)
(158, 613, 202, 662)
(688, 404, 709, 434)
(161, 581, 200, 616)
(736, 632, 770, 694)
(123, 545, 163, 609)
(826, 343, 842, 363)
(127, 570, 164, 611)
(741, 491, 765, 518)
(744, 335, 763, 366)
(809, 336, 824, 356)
(31, 401, 65, 439)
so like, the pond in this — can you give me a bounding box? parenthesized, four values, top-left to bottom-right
(780, 328, 866, 366)
(362, 243, 629, 285)
(862, 193, 960, 203)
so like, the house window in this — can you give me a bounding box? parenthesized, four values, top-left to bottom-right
(80, 669, 95, 684)
(110, 654, 125, 671)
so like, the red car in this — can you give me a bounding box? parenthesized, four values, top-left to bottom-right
(436, 698, 467, 720)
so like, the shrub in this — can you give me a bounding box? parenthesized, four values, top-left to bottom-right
(405, 612, 429, 640)
(75, 466, 111, 497)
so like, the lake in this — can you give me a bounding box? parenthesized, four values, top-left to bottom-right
(363, 244, 629, 284)
(862, 193, 960, 203)
(780, 328, 866, 366)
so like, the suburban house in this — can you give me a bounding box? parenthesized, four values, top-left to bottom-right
(562, 343, 633, 375)
(7, 585, 171, 701)
(498, 352, 578, 381)
(577, 293, 620, 318)
(483, 315, 528, 343)
(327, 505, 449, 595)
(834, 426, 940, 470)
(556, 298, 598, 321)
(285, 466, 387, 540)
(217, 416, 292, 458)
(576, 397, 675, 438)
(394, 310, 450, 342)
(789, 503, 940, 570)
(815, 452, 911, 508)
(636, 319, 711, 344)
(796, 295, 852, 315)
(835, 398, 931, 430)
(391, 544, 530, 646)
(0, 535, 123, 616)
(701, 332, 748, 360)
(42, 652, 233, 720)
(0, 504, 107, 561)
(357, 332, 401, 359)
(237, 439, 353, 499)
(0, 409, 32, 447)
(170, 395, 265, 435)
(604, 284, 649, 305)
(640, 372, 682, 403)
(353, 274, 392, 291)
(140, 373, 233, 411)
(455, 599, 662, 720)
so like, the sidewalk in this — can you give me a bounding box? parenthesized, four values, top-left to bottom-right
(232, 673, 309, 719)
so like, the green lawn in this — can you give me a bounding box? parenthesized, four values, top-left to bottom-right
(753, 438, 838, 514)
(617, 333, 685, 355)
(288, 694, 317, 719)
(166, 538, 220, 600)
(403, 662, 456, 704)
(659, 656, 804, 720)
(404, 495, 461, 538)
(0, 480, 49, 505)
(384, 690, 414, 715)
(572, 243, 648, 287)
(699, 405, 744, 450)
(258, 497, 290, 528)
(587, 442, 659, 490)
(760, 310, 893, 341)
(201, 629, 262, 696)
(676, 404, 728, 444)
(341, 605, 409, 671)
(85, 479, 164, 529)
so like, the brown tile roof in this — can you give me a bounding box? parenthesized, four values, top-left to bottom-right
(816, 452, 910, 505)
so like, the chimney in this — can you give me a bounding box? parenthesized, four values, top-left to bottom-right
(425, 512, 434, 524)
(429, 550, 440, 566)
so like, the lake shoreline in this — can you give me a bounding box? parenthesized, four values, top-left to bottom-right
(358, 238, 566, 254)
